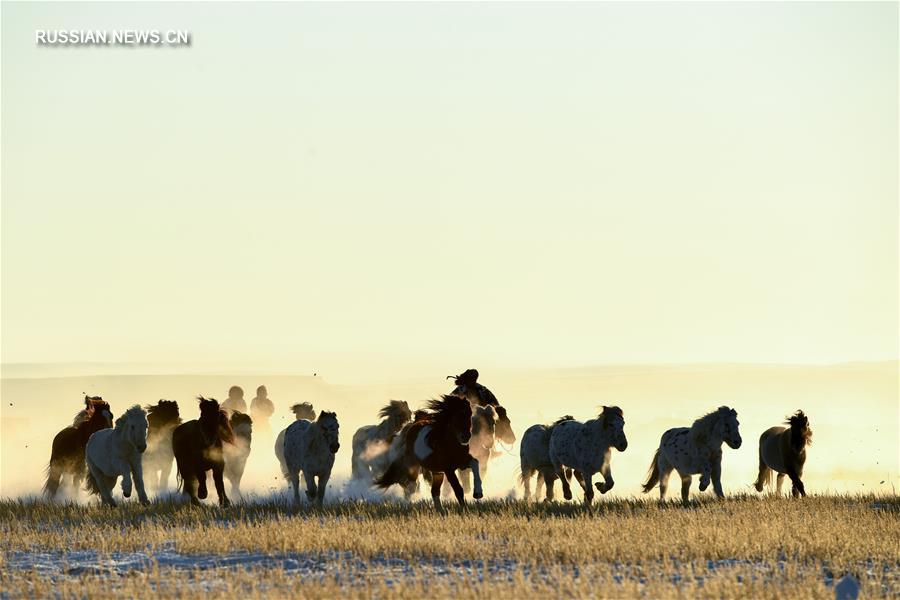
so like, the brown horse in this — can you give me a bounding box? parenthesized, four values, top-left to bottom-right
(754, 410, 812, 497)
(143, 400, 182, 494)
(44, 396, 113, 499)
(172, 397, 235, 506)
(374, 396, 480, 511)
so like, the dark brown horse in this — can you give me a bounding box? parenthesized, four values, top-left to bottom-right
(172, 397, 235, 506)
(44, 396, 113, 499)
(754, 410, 812, 497)
(143, 400, 182, 494)
(375, 396, 480, 511)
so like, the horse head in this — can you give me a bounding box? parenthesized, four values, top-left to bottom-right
(290, 402, 316, 421)
(600, 406, 627, 451)
(116, 405, 149, 453)
(146, 399, 181, 430)
(787, 410, 812, 448)
(493, 405, 516, 445)
(428, 395, 473, 445)
(380, 400, 412, 431)
(719, 406, 742, 449)
(230, 411, 253, 444)
(317, 411, 340, 453)
(86, 398, 113, 430)
(198, 397, 226, 446)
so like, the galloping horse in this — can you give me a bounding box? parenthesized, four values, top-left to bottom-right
(283, 411, 340, 507)
(85, 406, 149, 506)
(44, 396, 113, 499)
(224, 411, 253, 499)
(549, 406, 628, 506)
(520, 416, 574, 502)
(375, 396, 480, 512)
(172, 397, 235, 506)
(642, 406, 742, 504)
(275, 403, 316, 486)
(754, 410, 812, 497)
(143, 400, 181, 494)
(351, 400, 412, 483)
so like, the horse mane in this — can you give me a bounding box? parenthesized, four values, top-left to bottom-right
(690, 406, 732, 445)
(73, 396, 108, 427)
(317, 410, 337, 424)
(79, 399, 111, 430)
(424, 395, 470, 428)
(378, 400, 412, 423)
(598, 406, 623, 428)
(290, 402, 316, 421)
(230, 411, 252, 429)
(146, 400, 181, 429)
(114, 405, 146, 431)
(198, 396, 234, 444)
(786, 410, 812, 447)
(552, 415, 574, 427)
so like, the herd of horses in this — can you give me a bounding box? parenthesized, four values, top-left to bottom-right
(42, 369, 813, 511)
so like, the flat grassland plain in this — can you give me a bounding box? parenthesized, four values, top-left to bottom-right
(1, 363, 897, 597)
(1, 495, 898, 598)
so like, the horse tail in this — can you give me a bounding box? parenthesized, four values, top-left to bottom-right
(84, 468, 101, 496)
(373, 454, 411, 489)
(641, 449, 661, 493)
(43, 461, 61, 498)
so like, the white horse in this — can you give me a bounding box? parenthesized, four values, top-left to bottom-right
(548, 407, 627, 506)
(275, 403, 316, 478)
(520, 415, 574, 502)
(224, 411, 252, 499)
(85, 405, 149, 507)
(283, 411, 340, 507)
(351, 400, 412, 483)
(642, 406, 742, 504)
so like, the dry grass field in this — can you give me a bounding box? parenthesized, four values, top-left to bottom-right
(1, 494, 897, 598)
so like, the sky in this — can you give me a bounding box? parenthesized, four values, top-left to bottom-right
(1, 2, 897, 379)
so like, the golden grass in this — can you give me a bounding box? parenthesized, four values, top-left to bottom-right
(1, 494, 897, 598)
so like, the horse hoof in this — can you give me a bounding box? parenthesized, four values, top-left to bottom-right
(123, 490, 131, 498)
(140, 499, 151, 506)
(563, 491, 572, 501)
(198, 489, 208, 500)
(473, 491, 483, 500)
(699, 481, 709, 492)
(190, 498, 202, 507)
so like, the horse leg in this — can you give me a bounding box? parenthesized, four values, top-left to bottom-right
(288, 471, 302, 507)
(469, 457, 483, 499)
(787, 466, 805, 498)
(581, 472, 595, 508)
(596, 462, 614, 494)
(121, 468, 133, 499)
(711, 460, 725, 499)
(776, 473, 786, 497)
(212, 464, 231, 507)
(541, 468, 557, 502)
(430, 471, 445, 513)
(522, 469, 533, 501)
(573, 470, 587, 494)
(445, 470, 467, 510)
(460, 468, 472, 495)
(556, 466, 573, 501)
(535, 472, 545, 501)
(680, 474, 691, 505)
(132, 461, 150, 505)
(197, 468, 209, 500)
(658, 460, 674, 503)
(754, 449, 769, 492)
(698, 462, 712, 492)
(315, 473, 330, 507)
(45, 461, 63, 499)
(305, 470, 318, 503)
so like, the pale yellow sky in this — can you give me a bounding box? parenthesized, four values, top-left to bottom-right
(1, 2, 897, 378)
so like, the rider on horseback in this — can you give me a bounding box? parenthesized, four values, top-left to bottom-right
(448, 368, 499, 407)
